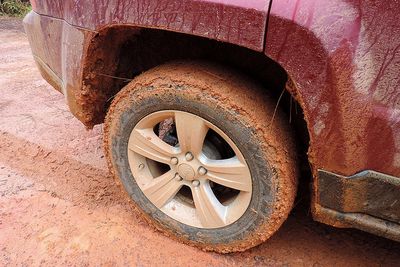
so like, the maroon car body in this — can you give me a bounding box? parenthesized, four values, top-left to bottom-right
(24, 0, 400, 242)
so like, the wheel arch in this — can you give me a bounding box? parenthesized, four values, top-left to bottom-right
(81, 26, 304, 119)
(80, 24, 312, 184)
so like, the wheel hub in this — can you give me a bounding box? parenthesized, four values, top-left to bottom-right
(178, 163, 196, 181)
(127, 110, 252, 229)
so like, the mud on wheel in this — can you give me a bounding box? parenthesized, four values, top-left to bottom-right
(104, 61, 298, 253)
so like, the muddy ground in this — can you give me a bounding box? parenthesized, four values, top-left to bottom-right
(0, 17, 399, 266)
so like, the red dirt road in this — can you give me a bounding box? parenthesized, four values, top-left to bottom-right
(0, 18, 399, 266)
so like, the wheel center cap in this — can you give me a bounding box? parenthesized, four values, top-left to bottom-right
(178, 163, 195, 181)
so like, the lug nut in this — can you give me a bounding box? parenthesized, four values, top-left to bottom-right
(198, 167, 207, 176)
(171, 157, 179, 165)
(185, 152, 194, 161)
(192, 180, 200, 187)
(138, 163, 145, 170)
(175, 174, 183, 181)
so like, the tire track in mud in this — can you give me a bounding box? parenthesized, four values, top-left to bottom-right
(0, 130, 128, 209)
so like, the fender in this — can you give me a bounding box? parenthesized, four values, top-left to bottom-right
(27, 0, 272, 124)
(31, 0, 271, 51)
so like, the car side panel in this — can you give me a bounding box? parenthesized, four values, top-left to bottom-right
(265, 0, 400, 236)
(266, 0, 400, 178)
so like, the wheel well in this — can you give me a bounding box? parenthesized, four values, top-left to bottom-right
(82, 25, 311, 181)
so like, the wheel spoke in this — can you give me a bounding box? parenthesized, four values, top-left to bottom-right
(142, 171, 182, 208)
(203, 157, 252, 192)
(129, 128, 176, 165)
(192, 182, 227, 228)
(174, 112, 208, 156)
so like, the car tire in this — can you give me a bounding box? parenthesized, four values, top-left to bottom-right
(104, 60, 298, 253)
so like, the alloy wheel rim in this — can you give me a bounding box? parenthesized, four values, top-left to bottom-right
(127, 110, 252, 228)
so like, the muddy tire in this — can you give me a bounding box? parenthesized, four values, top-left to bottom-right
(104, 61, 298, 253)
